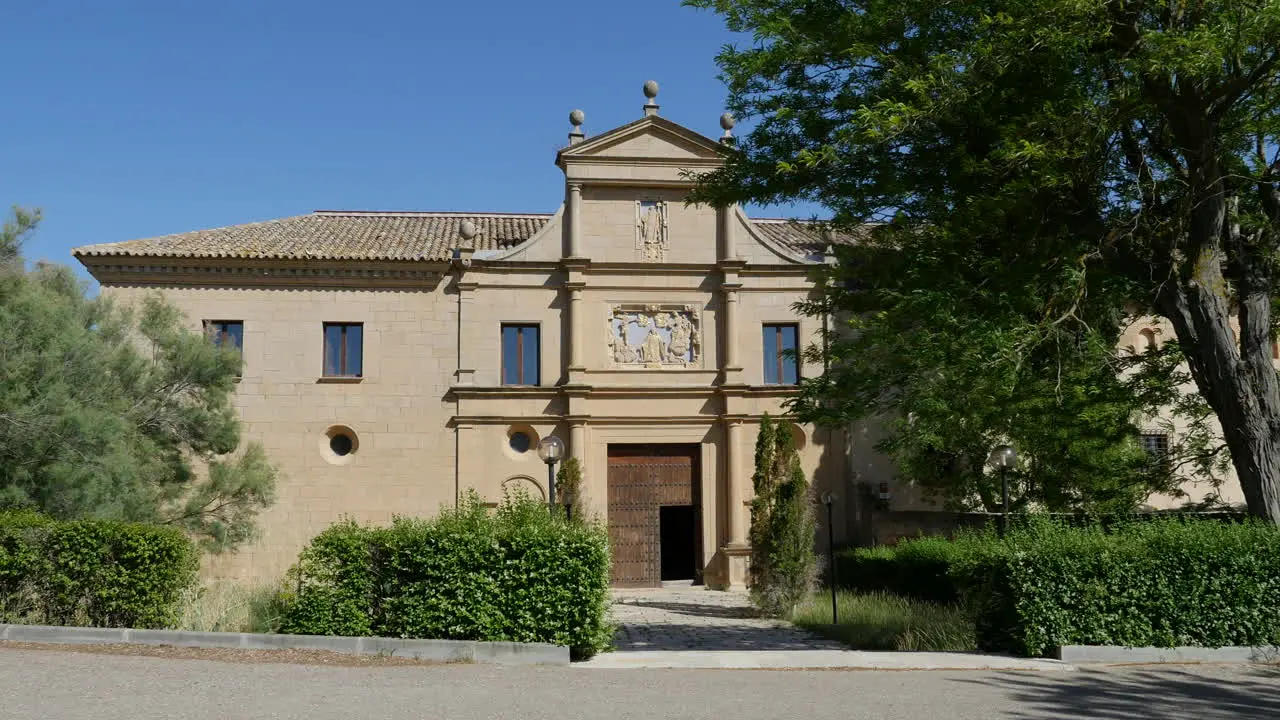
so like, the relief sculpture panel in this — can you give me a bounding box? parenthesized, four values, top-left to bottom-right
(607, 304, 701, 368)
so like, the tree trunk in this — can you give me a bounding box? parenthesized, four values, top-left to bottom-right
(1157, 258, 1280, 524)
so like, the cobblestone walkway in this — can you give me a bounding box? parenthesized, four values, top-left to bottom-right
(608, 584, 848, 651)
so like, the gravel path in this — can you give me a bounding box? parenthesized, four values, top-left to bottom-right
(1, 645, 1276, 719)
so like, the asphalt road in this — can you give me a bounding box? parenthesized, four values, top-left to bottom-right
(2, 647, 1277, 720)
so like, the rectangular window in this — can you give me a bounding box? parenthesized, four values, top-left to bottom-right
(501, 324, 540, 385)
(204, 320, 243, 352)
(1140, 433, 1170, 461)
(763, 323, 799, 385)
(323, 323, 363, 377)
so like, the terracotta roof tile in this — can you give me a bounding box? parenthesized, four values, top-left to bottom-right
(72, 212, 553, 262)
(73, 211, 858, 262)
(751, 218, 863, 256)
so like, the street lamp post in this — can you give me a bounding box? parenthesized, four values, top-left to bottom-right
(537, 436, 565, 514)
(822, 492, 837, 625)
(988, 444, 1018, 538)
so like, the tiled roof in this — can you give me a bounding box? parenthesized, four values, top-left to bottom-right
(73, 211, 858, 262)
(72, 212, 553, 262)
(751, 218, 863, 256)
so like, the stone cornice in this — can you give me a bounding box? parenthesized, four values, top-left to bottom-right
(82, 256, 447, 289)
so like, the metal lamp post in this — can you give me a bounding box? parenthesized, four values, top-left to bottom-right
(537, 436, 565, 514)
(988, 444, 1018, 537)
(822, 492, 837, 625)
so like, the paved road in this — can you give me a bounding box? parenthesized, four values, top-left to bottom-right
(2, 647, 1277, 719)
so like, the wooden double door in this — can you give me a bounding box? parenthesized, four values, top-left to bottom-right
(607, 444, 702, 588)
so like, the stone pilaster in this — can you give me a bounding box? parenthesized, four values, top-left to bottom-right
(455, 279, 477, 386)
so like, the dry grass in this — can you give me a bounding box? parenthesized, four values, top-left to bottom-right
(177, 580, 293, 634)
(791, 591, 977, 652)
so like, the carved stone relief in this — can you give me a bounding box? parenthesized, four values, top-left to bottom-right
(635, 200, 669, 262)
(607, 304, 701, 368)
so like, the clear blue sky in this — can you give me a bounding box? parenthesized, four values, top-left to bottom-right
(2, 1, 821, 285)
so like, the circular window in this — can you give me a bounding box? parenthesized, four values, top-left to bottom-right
(321, 425, 360, 465)
(504, 425, 540, 459)
(509, 431, 532, 454)
(330, 433, 354, 456)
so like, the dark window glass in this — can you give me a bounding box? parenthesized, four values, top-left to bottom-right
(763, 323, 799, 385)
(509, 432, 531, 453)
(330, 433, 354, 456)
(205, 320, 243, 351)
(323, 323, 363, 377)
(501, 325, 540, 385)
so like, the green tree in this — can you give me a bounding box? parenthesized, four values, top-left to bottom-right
(749, 414, 817, 616)
(0, 207, 277, 550)
(788, 242, 1226, 513)
(556, 456, 584, 519)
(688, 0, 1280, 522)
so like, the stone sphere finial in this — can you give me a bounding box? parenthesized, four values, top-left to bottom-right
(459, 220, 477, 241)
(643, 80, 660, 99)
(720, 112, 736, 131)
(569, 109, 585, 127)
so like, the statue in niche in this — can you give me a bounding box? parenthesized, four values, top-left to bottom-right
(636, 200, 668, 261)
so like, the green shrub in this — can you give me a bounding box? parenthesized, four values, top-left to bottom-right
(950, 518, 1280, 656)
(281, 490, 613, 658)
(0, 512, 198, 628)
(835, 534, 993, 605)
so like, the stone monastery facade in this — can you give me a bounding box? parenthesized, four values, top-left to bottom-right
(74, 83, 1239, 585)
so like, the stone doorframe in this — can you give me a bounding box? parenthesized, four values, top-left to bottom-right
(579, 423, 724, 586)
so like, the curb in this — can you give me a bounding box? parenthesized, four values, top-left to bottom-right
(1053, 644, 1279, 665)
(575, 649, 1077, 671)
(0, 623, 568, 666)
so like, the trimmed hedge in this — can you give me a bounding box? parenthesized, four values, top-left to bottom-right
(955, 519, 1280, 656)
(835, 537, 977, 605)
(281, 491, 613, 658)
(0, 511, 199, 628)
(843, 519, 1280, 657)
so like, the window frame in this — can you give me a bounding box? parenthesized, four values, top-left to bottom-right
(322, 322, 364, 378)
(501, 323, 541, 386)
(1140, 432, 1171, 467)
(762, 322, 800, 386)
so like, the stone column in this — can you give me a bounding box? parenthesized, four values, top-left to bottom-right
(725, 418, 746, 546)
(723, 287, 741, 371)
(567, 182, 583, 258)
(568, 287, 584, 370)
(569, 421, 586, 463)
(718, 205, 737, 262)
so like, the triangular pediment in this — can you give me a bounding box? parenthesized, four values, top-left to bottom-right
(556, 115, 726, 166)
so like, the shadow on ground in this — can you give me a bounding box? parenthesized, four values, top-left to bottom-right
(957, 666, 1280, 719)
(612, 623, 828, 651)
(613, 600, 759, 620)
